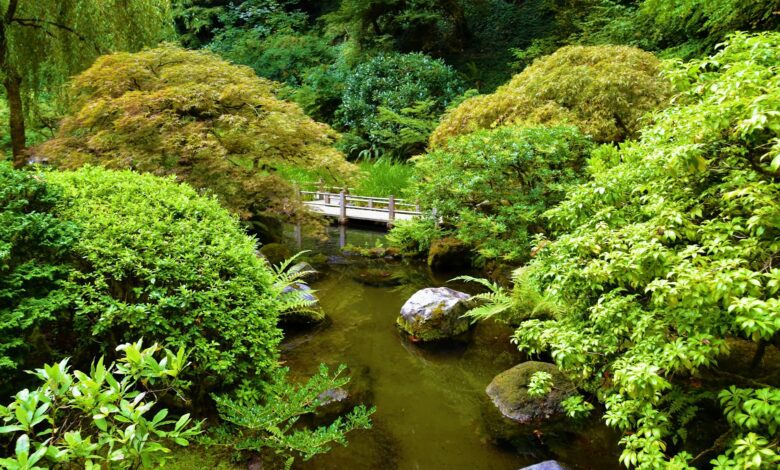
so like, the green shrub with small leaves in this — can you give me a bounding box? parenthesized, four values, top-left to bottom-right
(0, 163, 78, 393)
(211, 364, 374, 467)
(0, 340, 202, 469)
(45, 167, 284, 397)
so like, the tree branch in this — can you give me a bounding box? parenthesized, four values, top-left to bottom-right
(10, 17, 104, 54)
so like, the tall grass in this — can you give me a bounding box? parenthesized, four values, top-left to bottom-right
(355, 156, 415, 198)
(277, 156, 415, 198)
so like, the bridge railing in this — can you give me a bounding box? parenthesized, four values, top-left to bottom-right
(299, 190, 421, 225)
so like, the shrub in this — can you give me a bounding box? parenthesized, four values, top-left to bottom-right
(501, 32, 780, 467)
(45, 167, 284, 395)
(38, 44, 355, 237)
(430, 44, 670, 146)
(0, 163, 78, 393)
(0, 340, 201, 469)
(211, 364, 374, 467)
(336, 52, 465, 158)
(386, 217, 440, 256)
(411, 125, 593, 261)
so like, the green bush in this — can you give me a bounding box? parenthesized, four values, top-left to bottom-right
(503, 32, 780, 467)
(336, 52, 465, 159)
(411, 125, 593, 261)
(431, 44, 670, 146)
(0, 163, 78, 392)
(45, 167, 284, 395)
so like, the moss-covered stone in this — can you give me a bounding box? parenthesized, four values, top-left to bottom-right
(427, 237, 471, 271)
(396, 287, 473, 341)
(484, 361, 576, 445)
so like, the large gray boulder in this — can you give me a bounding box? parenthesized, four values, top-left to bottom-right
(396, 287, 473, 341)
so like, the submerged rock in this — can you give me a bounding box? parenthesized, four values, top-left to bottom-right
(396, 287, 473, 341)
(487, 361, 575, 426)
(520, 461, 569, 470)
(288, 261, 319, 282)
(427, 236, 471, 270)
(280, 282, 325, 324)
(354, 268, 403, 287)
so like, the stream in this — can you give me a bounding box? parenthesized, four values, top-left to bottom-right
(281, 226, 620, 470)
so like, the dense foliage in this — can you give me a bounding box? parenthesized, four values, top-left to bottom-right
(0, 163, 78, 393)
(0, 340, 201, 469)
(409, 125, 593, 261)
(38, 45, 355, 236)
(431, 44, 670, 147)
(0, 0, 172, 165)
(45, 167, 284, 397)
(478, 32, 780, 468)
(336, 52, 465, 158)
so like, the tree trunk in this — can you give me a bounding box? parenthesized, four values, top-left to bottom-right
(4, 73, 26, 168)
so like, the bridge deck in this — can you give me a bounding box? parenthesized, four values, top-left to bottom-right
(305, 200, 418, 222)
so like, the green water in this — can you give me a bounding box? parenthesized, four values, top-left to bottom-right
(282, 226, 621, 470)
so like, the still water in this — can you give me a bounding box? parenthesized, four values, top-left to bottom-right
(282, 226, 619, 470)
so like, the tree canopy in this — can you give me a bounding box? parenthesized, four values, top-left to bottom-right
(430, 44, 671, 147)
(38, 44, 355, 235)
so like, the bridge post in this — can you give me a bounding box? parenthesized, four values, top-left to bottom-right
(387, 195, 396, 228)
(339, 190, 347, 225)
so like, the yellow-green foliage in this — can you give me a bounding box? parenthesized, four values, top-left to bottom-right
(430, 45, 671, 146)
(39, 44, 355, 228)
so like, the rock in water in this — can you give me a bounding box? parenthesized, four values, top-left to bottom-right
(519, 461, 569, 470)
(280, 282, 325, 324)
(396, 287, 473, 341)
(486, 361, 575, 426)
(288, 261, 319, 282)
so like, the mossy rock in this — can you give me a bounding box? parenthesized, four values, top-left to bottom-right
(259, 242, 292, 266)
(353, 268, 403, 287)
(484, 361, 576, 444)
(396, 287, 473, 341)
(427, 237, 471, 271)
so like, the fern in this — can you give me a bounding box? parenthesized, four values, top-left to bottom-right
(269, 251, 319, 315)
(451, 275, 514, 322)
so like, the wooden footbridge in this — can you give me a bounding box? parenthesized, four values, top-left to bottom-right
(299, 190, 422, 226)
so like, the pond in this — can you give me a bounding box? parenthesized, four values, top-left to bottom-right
(281, 226, 621, 470)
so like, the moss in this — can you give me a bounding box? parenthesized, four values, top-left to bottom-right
(427, 236, 471, 270)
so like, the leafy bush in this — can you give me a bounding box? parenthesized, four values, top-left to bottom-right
(431, 44, 670, 146)
(211, 364, 374, 467)
(38, 44, 355, 237)
(45, 167, 284, 396)
(336, 52, 465, 158)
(0, 340, 201, 469)
(412, 125, 593, 261)
(500, 32, 780, 467)
(639, 0, 780, 56)
(0, 163, 78, 392)
(386, 216, 440, 256)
